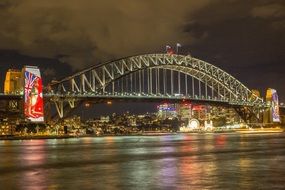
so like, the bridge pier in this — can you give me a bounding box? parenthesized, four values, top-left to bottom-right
(48, 98, 80, 122)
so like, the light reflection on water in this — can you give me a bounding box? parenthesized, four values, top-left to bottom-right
(0, 133, 285, 189)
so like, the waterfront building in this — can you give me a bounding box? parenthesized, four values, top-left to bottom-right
(157, 103, 177, 119)
(192, 105, 207, 120)
(100, 116, 110, 123)
(0, 124, 11, 135)
(177, 103, 191, 120)
(157, 103, 177, 120)
(62, 116, 81, 133)
(0, 118, 15, 136)
(264, 88, 280, 123)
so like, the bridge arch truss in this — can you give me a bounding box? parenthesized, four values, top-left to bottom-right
(49, 54, 263, 118)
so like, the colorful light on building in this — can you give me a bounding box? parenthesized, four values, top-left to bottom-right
(177, 103, 191, 120)
(187, 119, 200, 129)
(23, 66, 44, 122)
(266, 88, 280, 123)
(157, 103, 177, 119)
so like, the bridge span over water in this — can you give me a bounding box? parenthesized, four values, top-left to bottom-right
(1, 53, 277, 122)
(48, 54, 266, 119)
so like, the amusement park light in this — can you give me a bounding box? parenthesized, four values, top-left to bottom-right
(188, 119, 199, 129)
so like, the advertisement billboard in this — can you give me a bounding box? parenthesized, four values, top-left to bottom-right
(23, 66, 44, 122)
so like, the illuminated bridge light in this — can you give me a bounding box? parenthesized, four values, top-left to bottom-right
(1, 54, 268, 122)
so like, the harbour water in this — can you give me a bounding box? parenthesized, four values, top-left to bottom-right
(0, 133, 285, 189)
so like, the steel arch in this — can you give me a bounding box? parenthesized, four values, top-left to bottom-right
(50, 54, 263, 106)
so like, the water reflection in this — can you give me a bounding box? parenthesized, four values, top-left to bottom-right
(0, 133, 284, 189)
(214, 134, 227, 147)
(18, 140, 48, 190)
(157, 144, 177, 188)
(239, 157, 253, 189)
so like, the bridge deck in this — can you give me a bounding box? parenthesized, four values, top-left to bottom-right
(0, 93, 269, 107)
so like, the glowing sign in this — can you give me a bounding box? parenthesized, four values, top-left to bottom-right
(23, 66, 44, 122)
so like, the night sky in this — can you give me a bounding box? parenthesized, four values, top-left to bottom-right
(0, 0, 285, 106)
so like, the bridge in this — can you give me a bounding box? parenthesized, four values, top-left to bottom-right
(1, 53, 276, 123)
(48, 53, 266, 119)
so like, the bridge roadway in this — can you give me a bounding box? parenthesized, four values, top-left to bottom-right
(0, 92, 271, 108)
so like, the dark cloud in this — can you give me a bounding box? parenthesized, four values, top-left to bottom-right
(251, 3, 285, 18)
(181, 0, 285, 100)
(42, 67, 56, 77)
(0, 0, 285, 101)
(251, 2, 285, 30)
(0, 0, 212, 69)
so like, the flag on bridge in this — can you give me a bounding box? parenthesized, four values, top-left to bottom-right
(176, 43, 182, 54)
(166, 45, 174, 55)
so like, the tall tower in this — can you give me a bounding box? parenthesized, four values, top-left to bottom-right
(264, 88, 280, 123)
(4, 69, 22, 94)
(3, 69, 22, 113)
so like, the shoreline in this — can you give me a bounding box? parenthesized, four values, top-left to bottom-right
(0, 128, 284, 141)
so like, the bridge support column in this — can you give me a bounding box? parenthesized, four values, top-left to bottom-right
(54, 101, 64, 118)
(68, 100, 75, 108)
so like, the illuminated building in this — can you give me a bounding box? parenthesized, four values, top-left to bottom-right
(264, 88, 280, 123)
(23, 66, 44, 122)
(188, 118, 200, 129)
(0, 124, 11, 135)
(204, 120, 213, 130)
(192, 105, 207, 120)
(177, 103, 191, 120)
(4, 69, 22, 94)
(0, 119, 15, 136)
(62, 116, 81, 133)
(157, 103, 177, 119)
(100, 116, 110, 123)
